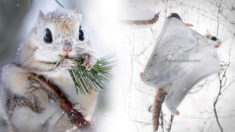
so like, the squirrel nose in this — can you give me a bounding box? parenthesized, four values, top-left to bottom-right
(63, 43, 72, 53)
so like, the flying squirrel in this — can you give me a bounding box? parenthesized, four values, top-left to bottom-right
(0, 9, 98, 132)
(140, 13, 221, 132)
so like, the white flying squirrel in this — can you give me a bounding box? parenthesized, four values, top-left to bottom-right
(0, 9, 98, 132)
(140, 13, 221, 132)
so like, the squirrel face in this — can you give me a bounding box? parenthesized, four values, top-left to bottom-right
(29, 10, 88, 66)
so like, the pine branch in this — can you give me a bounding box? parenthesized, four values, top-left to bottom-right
(28, 73, 91, 129)
(55, 56, 113, 95)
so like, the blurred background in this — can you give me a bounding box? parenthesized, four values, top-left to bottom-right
(0, 0, 235, 132)
(0, 0, 120, 131)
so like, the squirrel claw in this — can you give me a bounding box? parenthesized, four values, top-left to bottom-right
(176, 110, 180, 115)
(140, 72, 145, 80)
(184, 23, 193, 27)
(58, 59, 77, 70)
(214, 43, 221, 48)
(25, 87, 41, 96)
(82, 53, 97, 71)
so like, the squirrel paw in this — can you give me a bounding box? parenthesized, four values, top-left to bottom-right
(58, 59, 77, 70)
(140, 72, 145, 80)
(82, 53, 97, 71)
(214, 42, 221, 48)
(184, 23, 193, 27)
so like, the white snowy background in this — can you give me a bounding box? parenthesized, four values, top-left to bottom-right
(0, 0, 235, 132)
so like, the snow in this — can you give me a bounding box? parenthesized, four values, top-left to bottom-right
(1, 0, 235, 132)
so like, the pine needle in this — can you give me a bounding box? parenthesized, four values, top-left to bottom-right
(55, 56, 113, 94)
(53, 56, 65, 70)
(55, 0, 64, 8)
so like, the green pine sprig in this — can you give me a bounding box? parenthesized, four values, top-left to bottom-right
(54, 56, 113, 95)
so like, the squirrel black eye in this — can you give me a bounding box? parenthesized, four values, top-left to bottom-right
(79, 26, 84, 41)
(211, 36, 217, 41)
(44, 28, 53, 43)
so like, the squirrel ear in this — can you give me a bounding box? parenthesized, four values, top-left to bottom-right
(37, 11, 46, 26)
(74, 8, 82, 20)
(38, 10, 46, 21)
(74, 8, 80, 15)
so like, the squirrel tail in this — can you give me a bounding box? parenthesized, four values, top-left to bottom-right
(152, 88, 167, 132)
